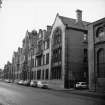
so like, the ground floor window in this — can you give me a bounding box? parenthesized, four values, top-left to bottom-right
(42, 70, 44, 80)
(51, 66, 61, 80)
(97, 48, 105, 78)
(45, 69, 49, 80)
(33, 71, 36, 80)
(37, 70, 41, 80)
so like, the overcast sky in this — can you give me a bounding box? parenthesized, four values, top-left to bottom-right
(0, 0, 105, 69)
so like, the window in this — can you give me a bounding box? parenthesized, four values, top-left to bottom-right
(34, 58, 36, 67)
(31, 59, 34, 67)
(53, 27, 62, 46)
(37, 40, 42, 52)
(43, 55, 45, 65)
(37, 70, 41, 80)
(37, 57, 41, 66)
(83, 49, 88, 62)
(33, 71, 36, 80)
(39, 33, 41, 38)
(45, 69, 49, 80)
(46, 53, 49, 64)
(44, 41, 47, 50)
(51, 27, 62, 80)
(51, 66, 61, 80)
(83, 34, 87, 40)
(97, 48, 105, 78)
(44, 39, 49, 50)
(96, 27, 105, 37)
(42, 70, 44, 80)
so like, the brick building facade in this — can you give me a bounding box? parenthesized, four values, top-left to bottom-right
(49, 10, 89, 89)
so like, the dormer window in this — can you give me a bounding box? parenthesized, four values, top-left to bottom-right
(96, 27, 105, 38)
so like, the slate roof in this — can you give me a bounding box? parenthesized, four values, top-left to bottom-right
(59, 15, 90, 30)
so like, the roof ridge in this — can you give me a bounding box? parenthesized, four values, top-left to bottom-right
(59, 15, 90, 24)
(59, 15, 76, 21)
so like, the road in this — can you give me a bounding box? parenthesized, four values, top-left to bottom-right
(0, 82, 105, 105)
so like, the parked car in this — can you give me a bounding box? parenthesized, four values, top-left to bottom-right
(24, 80, 30, 86)
(5, 79, 9, 83)
(30, 80, 37, 87)
(14, 80, 19, 84)
(18, 80, 24, 85)
(75, 82, 87, 89)
(5, 79, 12, 83)
(9, 80, 13, 83)
(37, 81, 48, 89)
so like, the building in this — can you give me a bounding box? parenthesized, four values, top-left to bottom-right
(48, 10, 89, 89)
(12, 51, 19, 81)
(22, 31, 30, 80)
(88, 18, 105, 92)
(27, 30, 37, 80)
(17, 47, 24, 80)
(9, 9, 89, 89)
(28, 26, 51, 82)
(3, 61, 13, 81)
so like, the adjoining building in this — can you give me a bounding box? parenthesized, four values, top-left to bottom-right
(88, 18, 105, 92)
(32, 26, 51, 82)
(49, 10, 89, 89)
(12, 51, 19, 81)
(3, 61, 13, 81)
(27, 30, 37, 81)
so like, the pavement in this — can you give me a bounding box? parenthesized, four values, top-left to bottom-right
(49, 88, 105, 100)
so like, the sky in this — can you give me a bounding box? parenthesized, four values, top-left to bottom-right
(0, 0, 105, 69)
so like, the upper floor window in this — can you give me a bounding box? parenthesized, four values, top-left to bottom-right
(83, 34, 87, 41)
(37, 40, 42, 50)
(83, 48, 88, 62)
(44, 39, 49, 50)
(96, 27, 105, 38)
(43, 55, 45, 65)
(46, 53, 49, 64)
(53, 27, 62, 46)
(39, 33, 41, 38)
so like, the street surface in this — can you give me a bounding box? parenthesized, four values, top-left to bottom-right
(0, 82, 105, 105)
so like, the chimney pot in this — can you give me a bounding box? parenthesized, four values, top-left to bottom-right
(76, 9, 82, 22)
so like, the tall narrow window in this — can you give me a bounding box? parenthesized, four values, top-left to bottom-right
(83, 48, 88, 62)
(45, 69, 49, 80)
(46, 53, 49, 64)
(51, 27, 62, 80)
(97, 48, 105, 78)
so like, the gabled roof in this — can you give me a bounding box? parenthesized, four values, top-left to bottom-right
(59, 15, 90, 30)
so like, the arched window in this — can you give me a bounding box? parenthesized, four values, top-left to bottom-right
(53, 27, 62, 46)
(96, 27, 105, 37)
(52, 27, 62, 63)
(97, 48, 105, 78)
(51, 27, 62, 80)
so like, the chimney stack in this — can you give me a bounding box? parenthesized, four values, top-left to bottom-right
(47, 25, 52, 31)
(76, 9, 82, 22)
